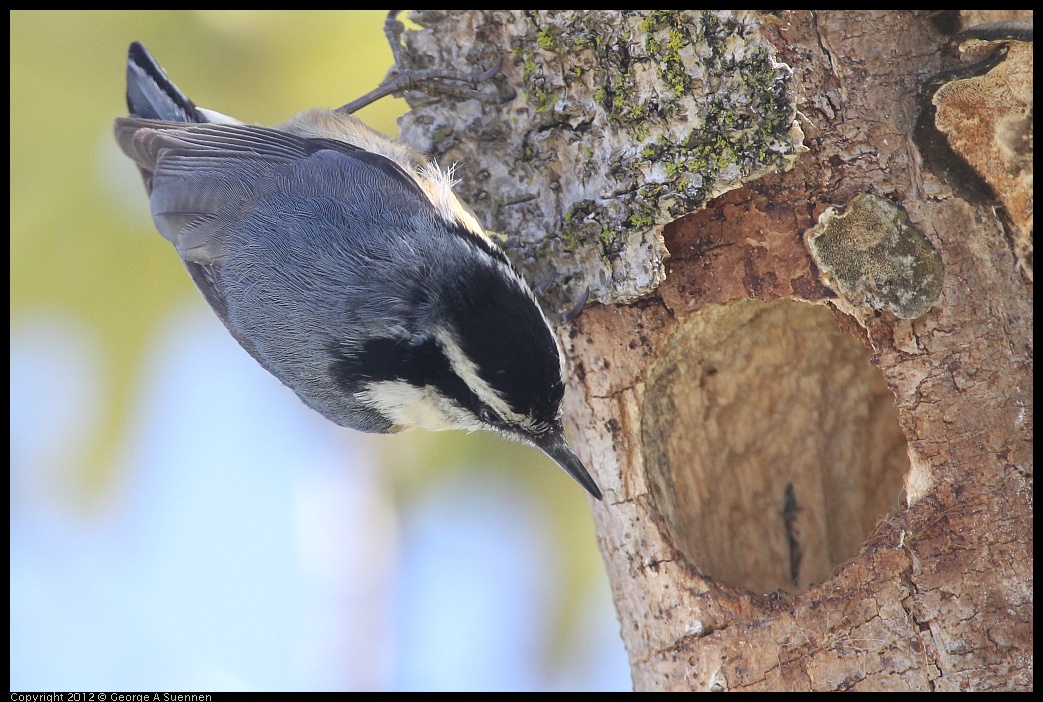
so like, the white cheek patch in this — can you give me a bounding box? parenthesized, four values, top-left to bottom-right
(358, 380, 479, 433)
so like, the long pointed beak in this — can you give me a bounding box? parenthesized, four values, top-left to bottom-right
(531, 427, 603, 500)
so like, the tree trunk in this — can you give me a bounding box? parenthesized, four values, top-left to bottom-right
(396, 10, 1032, 691)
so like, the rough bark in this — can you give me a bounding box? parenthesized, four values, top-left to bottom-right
(396, 10, 1032, 691)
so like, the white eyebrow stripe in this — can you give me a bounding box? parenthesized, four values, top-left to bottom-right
(434, 328, 534, 430)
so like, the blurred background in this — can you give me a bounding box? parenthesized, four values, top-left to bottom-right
(10, 11, 630, 691)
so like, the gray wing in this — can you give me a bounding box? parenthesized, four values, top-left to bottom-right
(114, 119, 443, 431)
(114, 120, 425, 261)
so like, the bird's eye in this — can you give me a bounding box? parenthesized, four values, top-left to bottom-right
(479, 407, 498, 425)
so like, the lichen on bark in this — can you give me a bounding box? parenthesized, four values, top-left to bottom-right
(805, 193, 945, 319)
(397, 10, 806, 307)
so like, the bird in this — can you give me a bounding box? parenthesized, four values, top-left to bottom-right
(113, 40, 603, 500)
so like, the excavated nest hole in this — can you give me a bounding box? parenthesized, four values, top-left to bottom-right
(641, 299, 909, 595)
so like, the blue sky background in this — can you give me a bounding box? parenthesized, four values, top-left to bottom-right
(11, 305, 629, 691)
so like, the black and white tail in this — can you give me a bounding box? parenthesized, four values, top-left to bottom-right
(125, 41, 206, 123)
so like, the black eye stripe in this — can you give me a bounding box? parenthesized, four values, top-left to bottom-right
(440, 259, 564, 422)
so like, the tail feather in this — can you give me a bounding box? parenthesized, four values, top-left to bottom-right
(126, 41, 205, 123)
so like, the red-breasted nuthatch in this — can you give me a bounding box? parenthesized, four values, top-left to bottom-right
(114, 40, 603, 500)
